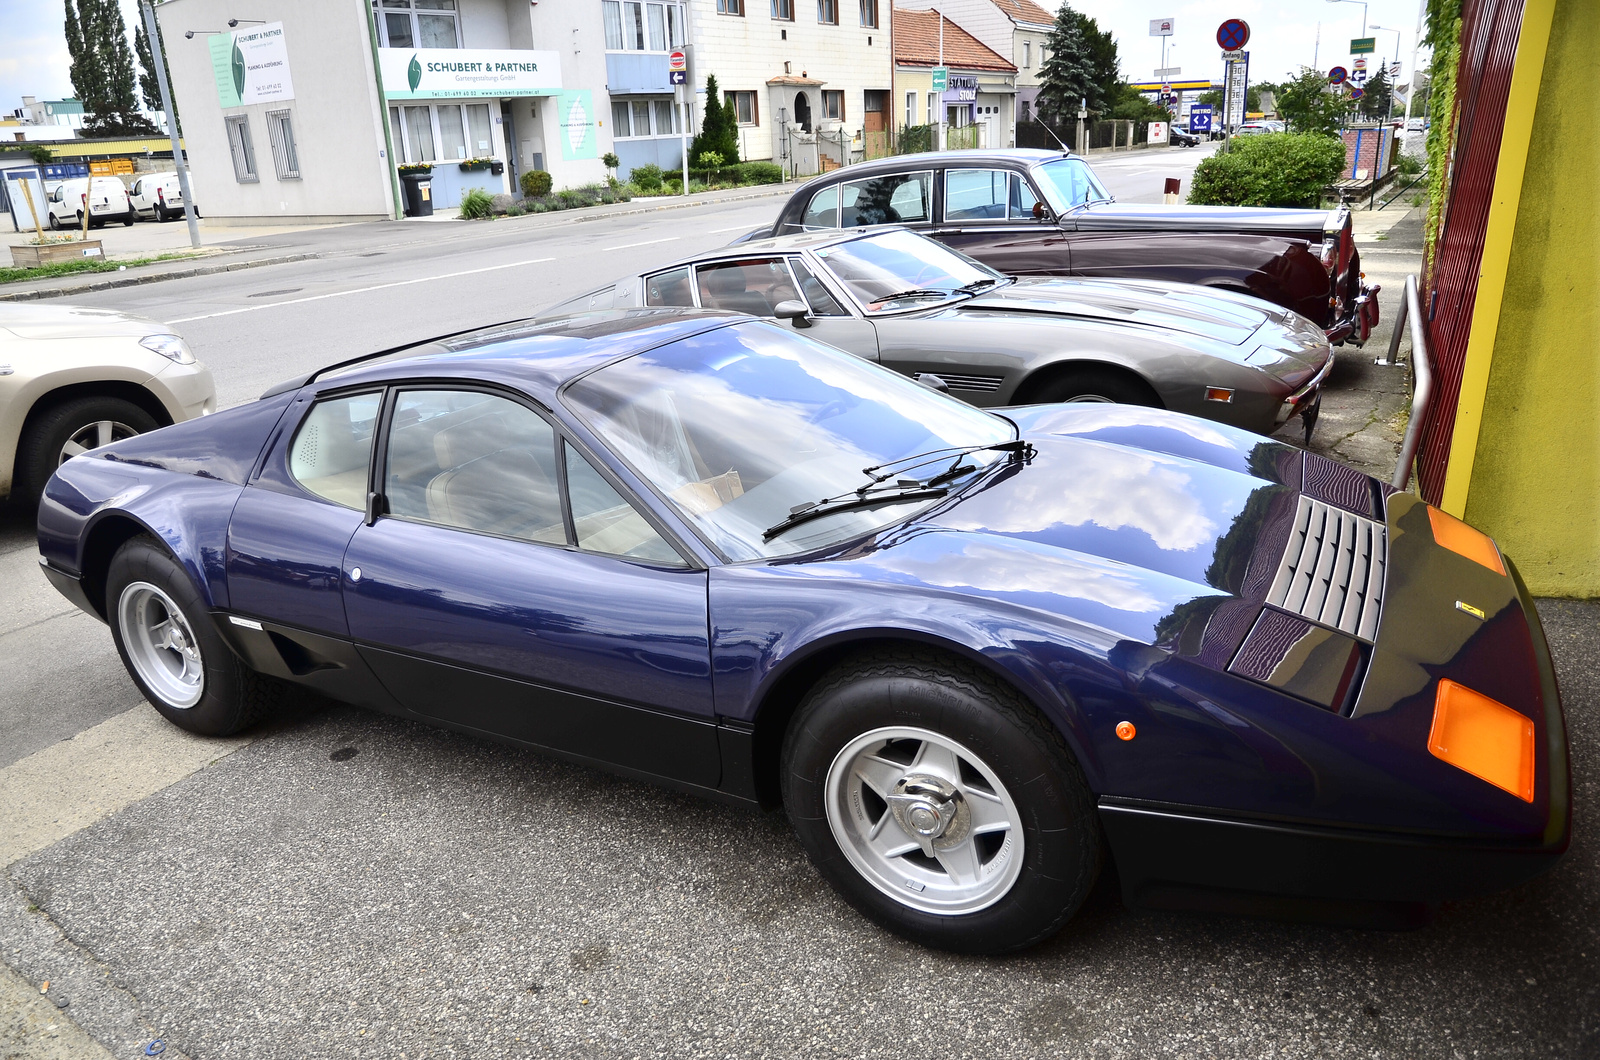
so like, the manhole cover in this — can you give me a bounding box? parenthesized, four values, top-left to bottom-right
(247, 288, 302, 298)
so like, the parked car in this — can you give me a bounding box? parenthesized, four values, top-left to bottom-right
(1237, 121, 1286, 135)
(1169, 126, 1200, 147)
(129, 172, 198, 222)
(46, 176, 135, 230)
(39, 310, 1569, 954)
(1, 304, 214, 507)
(541, 227, 1332, 441)
(746, 150, 1379, 346)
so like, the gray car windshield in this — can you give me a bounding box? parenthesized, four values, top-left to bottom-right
(813, 230, 1003, 313)
(563, 320, 1015, 561)
(1032, 158, 1111, 213)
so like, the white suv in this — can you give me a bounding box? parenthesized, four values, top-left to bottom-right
(129, 173, 199, 222)
(46, 176, 135, 230)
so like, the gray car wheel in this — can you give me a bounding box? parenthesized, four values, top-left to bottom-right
(1030, 367, 1161, 408)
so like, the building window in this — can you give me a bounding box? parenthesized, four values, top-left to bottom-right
(726, 91, 758, 125)
(905, 90, 915, 127)
(389, 102, 494, 162)
(1022, 42, 1031, 68)
(1039, 46, 1047, 65)
(371, 0, 459, 48)
(817, 0, 837, 24)
(822, 90, 844, 121)
(224, 115, 258, 183)
(859, 0, 877, 27)
(926, 92, 936, 125)
(1020, 99, 1031, 123)
(611, 96, 684, 137)
(771, 0, 793, 18)
(603, 2, 687, 49)
(716, 0, 743, 14)
(265, 109, 300, 179)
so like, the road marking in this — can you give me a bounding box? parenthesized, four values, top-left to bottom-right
(0, 706, 253, 868)
(165, 256, 556, 324)
(600, 237, 679, 251)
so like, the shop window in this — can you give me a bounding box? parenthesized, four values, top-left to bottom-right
(859, 0, 878, 28)
(716, 0, 743, 14)
(822, 91, 844, 122)
(372, 0, 460, 48)
(224, 115, 258, 183)
(771, 0, 793, 18)
(817, 0, 837, 24)
(466, 104, 492, 156)
(727, 91, 758, 126)
(265, 110, 301, 180)
(436, 104, 467, 160)
(403, 105, 436, 162)
(603, 2, 688, 50)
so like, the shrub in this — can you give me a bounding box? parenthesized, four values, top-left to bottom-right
(520, 169, 553, 197)
(1396, 152, 1423, 178)
(736, 161, 783, 185)
(602, 151, 620, 170)
(688, 74, 741, 166)
(1187, 133, 1346, 208)
(458, 187, 494, 219)
(631, 163, 664, 191)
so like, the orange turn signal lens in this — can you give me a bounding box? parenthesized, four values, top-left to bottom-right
(1203, 387, 1235, 403)
(1428, 679, 1535, 802)
(1427, 506, 1505, 575)
(1115, 721, 1137, 741)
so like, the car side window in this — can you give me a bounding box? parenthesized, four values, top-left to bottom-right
(563, 442, 686, 566)
(383, 390, 566, 545)
(695, 258, 800, 317)
(289, 392, 383, 509)
(802, 185, 839, 229)
(839, 171, 931, 227)
(788, 257, 848, 316)
(644, 266, 694, 307)
(944, 169, 1023, 221)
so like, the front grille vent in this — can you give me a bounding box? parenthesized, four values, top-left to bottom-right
(934, 372, 1004, 392)
(1267, 495, 1386, 642)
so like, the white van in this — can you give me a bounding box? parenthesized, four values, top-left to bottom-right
(46, 177, 134, 230)
(129, 173, 199, 222)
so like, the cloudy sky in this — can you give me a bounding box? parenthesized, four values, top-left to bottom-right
(2, 1, 1430, 117)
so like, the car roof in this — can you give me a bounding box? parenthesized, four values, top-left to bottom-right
(292, 308, 745, 400)
(791, 148, 1075, 187)
(652, 226, 884, 266)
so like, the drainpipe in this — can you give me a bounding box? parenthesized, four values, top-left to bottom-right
(363, 0, 403, 220)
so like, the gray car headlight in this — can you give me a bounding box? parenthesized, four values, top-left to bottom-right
(139, 333, 195, 365)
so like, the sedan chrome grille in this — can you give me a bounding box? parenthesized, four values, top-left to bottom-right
(934, 372, 1004, 392)
(1267, 496, 1387, 642)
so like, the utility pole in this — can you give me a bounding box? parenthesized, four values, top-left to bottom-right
(1401, 0, 1424, 134)
(937, 0, 945, 151)
(140, 0, 200, 248)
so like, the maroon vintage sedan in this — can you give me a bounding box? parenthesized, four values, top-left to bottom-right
(745, 149, 1379, 346)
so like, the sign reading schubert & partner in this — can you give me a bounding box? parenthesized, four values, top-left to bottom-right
(209, 22, 295, 107)
(379, 48, 562, 99)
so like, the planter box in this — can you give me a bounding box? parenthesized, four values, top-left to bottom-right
(10, 241, 104, 268)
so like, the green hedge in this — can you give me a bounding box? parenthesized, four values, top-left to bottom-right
(1188, 133, 1347, 208)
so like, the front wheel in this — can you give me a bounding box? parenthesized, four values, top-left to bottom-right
(1029, 366, 1160, 408)
(107, 536, 285, 736)
(782, 650, 1101, 954)
(15, 395, 157, 508)
(48, 212, 62, 231)
(123, 209, 136, 226)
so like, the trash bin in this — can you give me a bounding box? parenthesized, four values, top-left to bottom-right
(400, 171, 434, 217)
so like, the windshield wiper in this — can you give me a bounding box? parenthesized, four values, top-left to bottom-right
(955, 278, 1003, 294)
(861, 439, 1032, 484)
(762, 481, 949, 541)
(873, 289, 953, 303)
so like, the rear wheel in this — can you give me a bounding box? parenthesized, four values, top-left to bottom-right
(106, 536, 284, 735)
(15, 395, 158, 508)
(1029, 366, 1160, 407)
(123, 208, 136, 226)
(48, 212, 62, 231)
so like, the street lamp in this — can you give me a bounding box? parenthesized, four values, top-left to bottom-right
(1325, 0, 1367, 38)
(1369, 25, 1402, 123)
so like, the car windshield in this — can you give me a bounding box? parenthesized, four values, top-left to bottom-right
(563, 320, 1015, 560)
(812, 230, 1003, 313)
(1031, 158, 1111, 213)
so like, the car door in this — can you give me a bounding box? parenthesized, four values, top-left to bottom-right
(341, 386, 720, 788)
(932, 167, 1072, 277)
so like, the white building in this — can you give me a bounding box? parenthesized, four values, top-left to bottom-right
(153, 0, 613, 224)
(3, 97, 85, 142)
(897, 0, 1050, 126)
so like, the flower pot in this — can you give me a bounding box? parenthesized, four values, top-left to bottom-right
(10, 241, 104, 268)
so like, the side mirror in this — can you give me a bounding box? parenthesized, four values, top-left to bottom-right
(773, 299, 813, 329)
(1032, 201, 1054, 223)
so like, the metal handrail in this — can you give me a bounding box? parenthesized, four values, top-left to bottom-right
(1388, 273, 1433, 490)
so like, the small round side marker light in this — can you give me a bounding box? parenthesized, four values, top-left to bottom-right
(1115, 721, 1137, 741)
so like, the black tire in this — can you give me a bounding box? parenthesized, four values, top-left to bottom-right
(123, 208, 136, 226)
(106, 535, 284, 736)
(14, 395, 159, 509)
(1029, 366, 1161, 408)
(781, 648, 1101, 954)
(156, 208, 169, 223)
(48, 212, 62, 231)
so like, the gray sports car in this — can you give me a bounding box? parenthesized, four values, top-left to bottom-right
(540, 228, 1332, 439)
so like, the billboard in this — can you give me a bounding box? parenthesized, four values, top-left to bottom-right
(209, 22, 295, 108)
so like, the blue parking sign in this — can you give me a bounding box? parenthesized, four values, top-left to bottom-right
(1190, 104, 1213, 132)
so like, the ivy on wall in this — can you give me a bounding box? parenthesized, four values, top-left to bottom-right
(1423, 0, 1465, 273)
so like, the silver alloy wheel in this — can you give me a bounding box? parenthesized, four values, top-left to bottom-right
(117, 581, 204, 708)
(824, 726, 1024, 915)
(58, 419, 139, 465)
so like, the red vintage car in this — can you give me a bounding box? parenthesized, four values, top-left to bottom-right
(745, 149, 1379, 345)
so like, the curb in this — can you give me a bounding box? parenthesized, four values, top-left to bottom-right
(0, 252, 323, 303)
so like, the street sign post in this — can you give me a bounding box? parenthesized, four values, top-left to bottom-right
(1154, 66, 1182, 78)
(1221, 49, 1243, 61)
(1216, 18, 1250, 51)
(1190, 103, 1213, 132)
(1350, 37, 1376, 54)
(1149, 18, 1174, 35)
(669, 50, 689, 192)
(931, 67, 948, 91)
(1351, 86, 1365, 100)
(1329, 66, 1348, 84)
(668, 49, 687, 85)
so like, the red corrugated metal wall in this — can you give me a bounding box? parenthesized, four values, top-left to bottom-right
(1418, 0, 1526, 504)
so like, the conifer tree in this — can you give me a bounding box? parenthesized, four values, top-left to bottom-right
(67, 0, 159, 135)
(1037, 5, 1093, 128)
(689, 74, 741, 167)
(134, 10, 179, 133)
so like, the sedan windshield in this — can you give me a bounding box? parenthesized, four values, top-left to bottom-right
(1031, 158, 1111, 214)
(563, 321, 1015, 560)
(813, 230, 1003, 313)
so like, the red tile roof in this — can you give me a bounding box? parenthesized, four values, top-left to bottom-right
(892, 7, 1018, 73)
(990, 0, 1055, 27)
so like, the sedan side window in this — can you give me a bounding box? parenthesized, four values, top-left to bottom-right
(289, 392, 382, 509)
(944, 169, 1023, 221)
(644, 266, 694, 307)
(695, 258, 800, 317)
(564, 443, 686, 566)
(383, 390, 566, 545)
(839, 171, 931, 227)
(802, 185, 839, 229)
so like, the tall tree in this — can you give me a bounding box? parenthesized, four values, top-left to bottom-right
(1276, 67, 1346, 136)
(1037, 4, 1092, 127)
(688, 74, 741, 168)
(64, 0, 107, 116)
(67, 0, 158, 136)
(1073, 12, 1119, 119)
(1358, 67, 1392, 120)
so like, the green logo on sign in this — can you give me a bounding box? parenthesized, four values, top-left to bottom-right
(408, 53, 422, 92)
(231, 40, 246, 98)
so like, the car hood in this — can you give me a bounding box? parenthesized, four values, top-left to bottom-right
(857, 404, 1303, 647)
(0, 304, 172, 341)
(1071, 201, 1335, 241)
(960, 277, 1273, 346)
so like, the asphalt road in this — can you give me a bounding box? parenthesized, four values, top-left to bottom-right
(4, 147, 1597, 1058)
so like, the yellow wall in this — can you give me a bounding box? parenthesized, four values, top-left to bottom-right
(1462, 0, 1600, 596)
